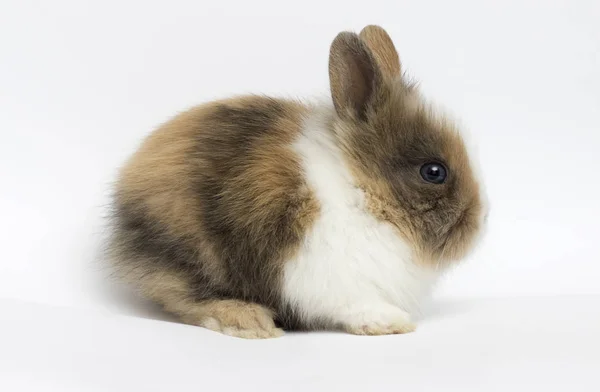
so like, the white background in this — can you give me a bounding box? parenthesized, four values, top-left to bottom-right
(2, 2, 600, 391)
(1, 0, 599, 317)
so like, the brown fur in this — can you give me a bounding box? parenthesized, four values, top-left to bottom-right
(329, 32, 384, 121)
(126, 268, 282, 338)
(193, 300, 283, 339)
(107, 25, 485, 339)
(328, 31, 483, 267)
(108, 96, 319, 338)
(359, 25, 401, 80)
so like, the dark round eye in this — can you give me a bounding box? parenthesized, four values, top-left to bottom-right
(420, 162, 447, 184)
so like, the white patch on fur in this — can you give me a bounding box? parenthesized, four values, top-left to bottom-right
(282, 104, 439, 330)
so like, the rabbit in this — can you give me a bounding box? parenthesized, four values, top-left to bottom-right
(106, 25, 489, 339)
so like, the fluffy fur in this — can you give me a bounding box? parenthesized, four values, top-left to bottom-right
(282, 103, 438, 334)
(106, 25, 488, 339)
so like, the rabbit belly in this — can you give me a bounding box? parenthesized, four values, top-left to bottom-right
(281, 108, 439, 328)
(281, 194, 438, 328)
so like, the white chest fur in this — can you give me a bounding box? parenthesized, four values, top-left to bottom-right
(282, 107, 439, 331)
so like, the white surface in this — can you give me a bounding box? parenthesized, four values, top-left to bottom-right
(2, 295, 599, 391)
(1, 0, 599, 390)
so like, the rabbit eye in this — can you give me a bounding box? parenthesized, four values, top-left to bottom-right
(420, 162, 447, 184)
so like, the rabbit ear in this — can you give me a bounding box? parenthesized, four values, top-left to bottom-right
(329, 32, 383, 121)
(359, 25, 401, 80)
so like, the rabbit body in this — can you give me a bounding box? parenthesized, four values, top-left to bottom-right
(108, 26, 487, 338)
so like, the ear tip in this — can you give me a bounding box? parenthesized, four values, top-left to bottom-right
(330, 31, 365, 52)
(332, 31, 360, 43)
(359, 24, 387, 37)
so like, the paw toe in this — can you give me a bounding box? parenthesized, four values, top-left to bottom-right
(198, 305, 284, 339)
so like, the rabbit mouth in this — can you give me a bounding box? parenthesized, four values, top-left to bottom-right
(432, 203, 484, 264)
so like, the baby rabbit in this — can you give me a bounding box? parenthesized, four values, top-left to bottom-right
(107, 25, 488, 338)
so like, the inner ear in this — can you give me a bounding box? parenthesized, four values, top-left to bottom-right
(329, 32, 383, 121)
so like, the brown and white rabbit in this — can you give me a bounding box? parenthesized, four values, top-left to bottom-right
(107, 25, 489, 339)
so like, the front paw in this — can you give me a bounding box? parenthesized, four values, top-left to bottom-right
(340, 305, 416, 336)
